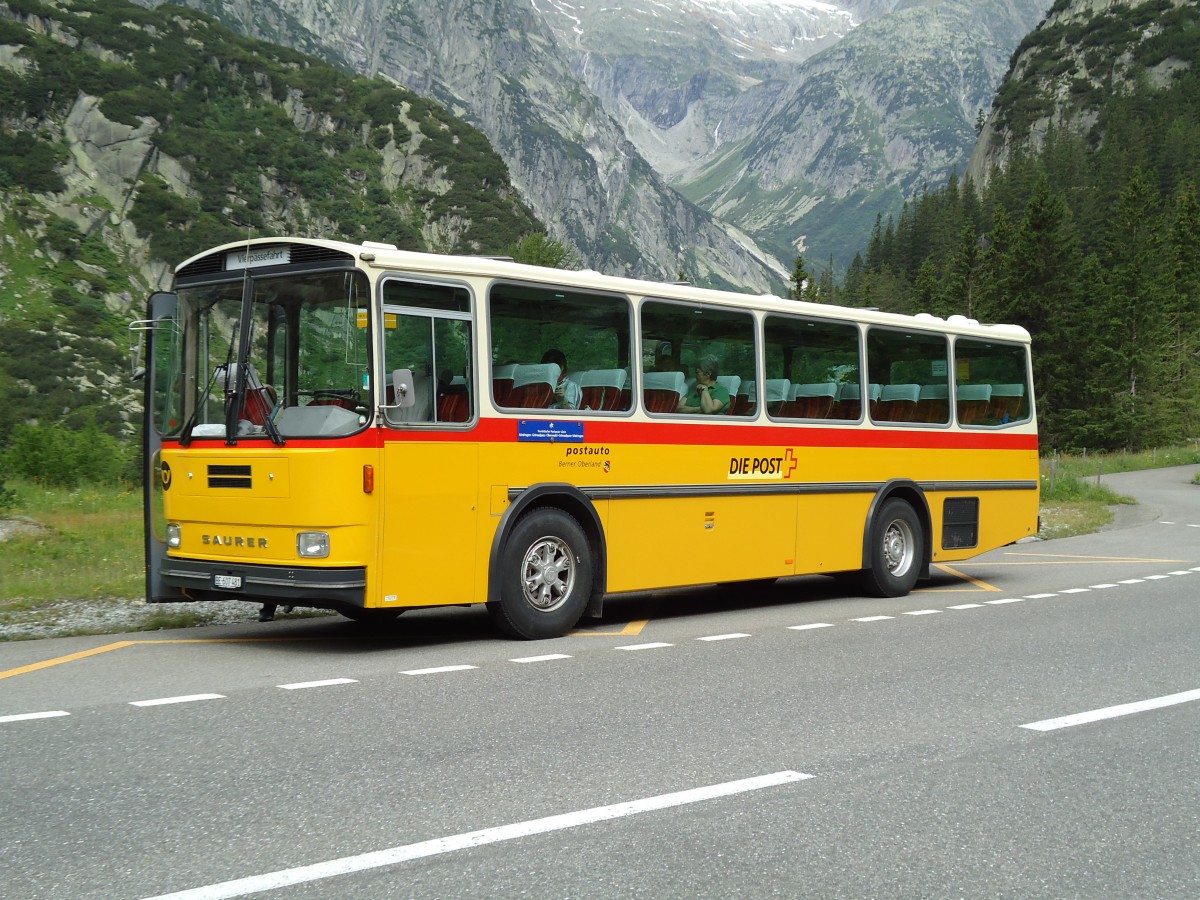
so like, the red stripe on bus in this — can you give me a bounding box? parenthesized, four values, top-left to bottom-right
(173, 418, 1037, 452)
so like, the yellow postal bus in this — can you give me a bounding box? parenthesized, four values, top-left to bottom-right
(134, 237, 1039, 638)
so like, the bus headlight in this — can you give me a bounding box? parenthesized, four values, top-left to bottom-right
(297, 531, 330, 558)
(166, 524, 181, 548)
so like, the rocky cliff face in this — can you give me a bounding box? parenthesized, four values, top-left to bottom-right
(966, 0, 1196, 185)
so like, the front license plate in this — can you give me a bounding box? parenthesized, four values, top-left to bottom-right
(213, 574, 242, 590)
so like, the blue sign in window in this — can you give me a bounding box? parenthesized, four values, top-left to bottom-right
(517, 420, 585, 443)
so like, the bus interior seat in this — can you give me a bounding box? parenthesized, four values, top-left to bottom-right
(834, 382, 863, 419)
(988, 383, 1025, 422)
(579, 368, 628, 411)
(876, 383, 921, 421)
(785, 382, 837, 418)
(436, 380, 470, 422)
(917, 383, 950, 423)
(764, 379, 791, 415)
(492, 363, 518, 407)
(643, 370, 686, 413)
(957, 383, 993, 424)
(510, 363, 560, 408)
(218, 362, 276, 425)
(730, 381, 755, 416)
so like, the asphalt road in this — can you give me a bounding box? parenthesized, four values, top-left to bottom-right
(2, 465, 1198, 899)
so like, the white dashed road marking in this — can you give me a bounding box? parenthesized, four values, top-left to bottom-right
(129, 694, 225, 707)
(8, 562, 1199, 724)
(1021, 688, 1200, 732)
(0, 710, 70, 723)
(277, 678, 358, 690)
(400, 665, 477, 676)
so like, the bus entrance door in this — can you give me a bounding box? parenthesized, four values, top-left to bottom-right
(380, 442, 480, 607)
(134, 291, 188, 603)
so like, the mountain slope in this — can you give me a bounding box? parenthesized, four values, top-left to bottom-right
(144, 0, 1051, 283)
(160, 0, 789, 290)
(0, 0, 542, 442)
(674, 0, 1051, 269)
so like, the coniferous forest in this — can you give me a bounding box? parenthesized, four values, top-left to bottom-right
(802, 56, 1200, 453)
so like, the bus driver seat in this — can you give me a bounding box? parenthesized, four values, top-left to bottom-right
(218, 362, 276, 426)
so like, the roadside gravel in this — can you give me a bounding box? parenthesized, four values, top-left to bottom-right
(0, 596, 333, 642)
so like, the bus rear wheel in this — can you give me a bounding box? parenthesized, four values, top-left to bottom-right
(859, 498, 923, 598)
(490, 508, 592, 639)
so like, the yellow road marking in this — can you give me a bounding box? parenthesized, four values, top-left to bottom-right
(917, 564, 1003, 593)
(0, 637, 305, 680)
(952, 552, 1188, 566)
(570, 618, 650, 637)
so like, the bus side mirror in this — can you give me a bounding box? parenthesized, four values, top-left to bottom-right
(391, 368, 416, 409)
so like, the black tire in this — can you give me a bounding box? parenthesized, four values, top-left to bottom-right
(859, 498, 924, 598)
(338, 607, 404, 624)
(489, 508, 593, 639)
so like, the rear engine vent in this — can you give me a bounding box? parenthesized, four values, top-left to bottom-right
(208, 464, 252, 489)
(942, 497, 980, 550)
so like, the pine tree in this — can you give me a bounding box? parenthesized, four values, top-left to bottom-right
(1101, 166, 1171, 449)
(943, 224, 983, 319)
(1005, 174, 1088, 448)
(1164, 180, 1200, 438)
(788, 253, 810, 301)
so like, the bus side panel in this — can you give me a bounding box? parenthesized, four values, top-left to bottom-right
(604, 495, 796, 592)
(794, 493, 875, 575)
(380, 441, 480, 606)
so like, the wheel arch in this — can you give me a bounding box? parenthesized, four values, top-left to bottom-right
(861, 479, 932, 579)
(487, 483, 607, 617)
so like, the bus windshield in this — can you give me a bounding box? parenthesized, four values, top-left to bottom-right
(158, 270, 371, 442)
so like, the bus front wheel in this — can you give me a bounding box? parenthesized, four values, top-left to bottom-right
(491, 508, 592, 639)
(860, 498, 923, 598)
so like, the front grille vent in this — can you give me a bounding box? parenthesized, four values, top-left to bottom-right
(209, 464, 252, 489)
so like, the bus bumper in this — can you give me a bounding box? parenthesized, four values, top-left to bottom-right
(160, 558, 367, 607)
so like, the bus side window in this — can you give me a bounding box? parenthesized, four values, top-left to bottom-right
(954, 338, 1031, 427)
(640, 299, 755, 416)
(489, 283, 632, 413)
(866, 327, 949, 425)
(382, 280, 474, 426)
(764, 314, 860, 421)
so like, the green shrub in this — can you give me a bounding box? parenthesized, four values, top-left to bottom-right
(3, 423, 134, 489)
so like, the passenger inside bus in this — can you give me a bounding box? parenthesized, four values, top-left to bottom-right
(541, 348, 582, 410)
(678, 355, 729, 414)
(652, 341, 680, 373)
